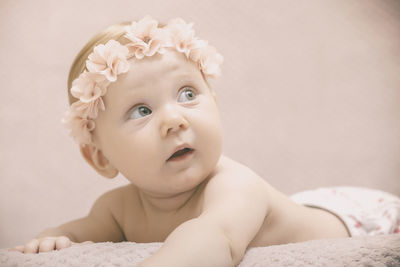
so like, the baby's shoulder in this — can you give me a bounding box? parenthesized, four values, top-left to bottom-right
(100, 183, 138, 201)
(97, 184, 141, 218)
(203, 155, 272, 198)
(213, 155, 270, 184)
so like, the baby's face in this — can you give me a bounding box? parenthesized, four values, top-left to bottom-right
(92, 49, 223, 197)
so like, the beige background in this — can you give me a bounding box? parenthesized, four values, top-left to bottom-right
(1, 0, 399, 248)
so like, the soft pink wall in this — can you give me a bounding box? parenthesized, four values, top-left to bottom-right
(1, 0, 399, 248)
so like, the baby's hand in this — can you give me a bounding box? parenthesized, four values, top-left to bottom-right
(8, 236, 93, 254)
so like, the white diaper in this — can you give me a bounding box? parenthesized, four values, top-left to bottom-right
(290, 186, 400, 237)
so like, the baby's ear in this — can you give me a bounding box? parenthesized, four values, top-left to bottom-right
(80, 144, 119, 179)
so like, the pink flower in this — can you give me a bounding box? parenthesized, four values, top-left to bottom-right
(70, 71, 110, 103)
(70, 98, 106, 119)
(86, 40, 130, 82)
(165, 18, 200, 58)
(61, 109, 96, 145)
(124, 15, 171, 59)
(189, 45, 224, 78)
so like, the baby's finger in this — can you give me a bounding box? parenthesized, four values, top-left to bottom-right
(23, 239, 39, 254)
(55, 236, 72, 250)
(38, 238, 56, 253)
(8, 245, 24, 252)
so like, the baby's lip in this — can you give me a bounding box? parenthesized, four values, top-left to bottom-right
(167, 143, 194, 161)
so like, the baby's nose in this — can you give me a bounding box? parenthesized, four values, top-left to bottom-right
(159, 106, 189, 137)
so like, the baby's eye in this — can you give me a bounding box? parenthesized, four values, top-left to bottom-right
(178, 87, 197, 102)
(129, 105, 152, 120)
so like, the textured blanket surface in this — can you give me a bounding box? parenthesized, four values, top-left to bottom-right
(1, 234, 399, 266)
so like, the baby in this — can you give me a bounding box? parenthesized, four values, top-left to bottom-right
(9, 15, 400, 267)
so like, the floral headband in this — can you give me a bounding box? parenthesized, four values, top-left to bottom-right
(61, 15, 223, 147)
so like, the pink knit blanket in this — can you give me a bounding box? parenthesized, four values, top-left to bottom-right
(1, 234, 399, 266)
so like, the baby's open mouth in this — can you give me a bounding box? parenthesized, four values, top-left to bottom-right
(167, 148, 194, 161)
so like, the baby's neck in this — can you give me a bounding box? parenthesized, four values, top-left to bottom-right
(138, 181, 207, 215)
(136, 155, 226, 215)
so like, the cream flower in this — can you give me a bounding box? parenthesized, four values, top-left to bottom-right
(189, 45, 223, 78)
(70, 71, 110, 103)
(124, 15, 171, 59)
(61, 109, 96, 145)
(71, 97, 106, 119)
(86, 40, 130, 82)
(165, 18, 202, 58)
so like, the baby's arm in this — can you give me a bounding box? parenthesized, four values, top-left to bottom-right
(139, 170, 270, 267)
(10, 188, 125, 253)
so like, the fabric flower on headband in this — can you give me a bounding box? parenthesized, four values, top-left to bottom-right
(166, 18, 204, 57)
(86, 40, 130, 82)
(62, 15, 223, 146)
(124, 15, 171, 59)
